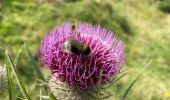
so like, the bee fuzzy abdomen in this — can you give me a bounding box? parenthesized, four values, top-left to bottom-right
(63, 39, 92, 57)
(70, 44, 82, 55)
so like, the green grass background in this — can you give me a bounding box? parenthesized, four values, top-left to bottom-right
(0, 0, 170, 100)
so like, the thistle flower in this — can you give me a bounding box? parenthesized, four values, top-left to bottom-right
(41, 23, 125, 90)
(0, 65, 7, 93)
(49, 75, 97, 100)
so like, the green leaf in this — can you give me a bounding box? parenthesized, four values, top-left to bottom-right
(5, 46, 23, 100)
(5, 50, 13, 100)
(6, 50, 32, 100)
(121, 61, 152, 100)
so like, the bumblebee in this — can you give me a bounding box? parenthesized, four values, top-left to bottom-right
(71, 24, 76, 32)
(63, 39, 92, 58)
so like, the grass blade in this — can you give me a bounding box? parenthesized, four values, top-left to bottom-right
(101, 73, 127, 89)
(25, 45, 57, 100)
(121, 61, 152, 100)
(6, 50, 32, 100)
(5, 50, 13, 100)
(37, 79, 48, 87)
(14, 46, 23, 67)
(112, 73, 127, 84)
(39, 89, 42, 100)
(100, 93, 114, 99)
(24, 45, 46, 84)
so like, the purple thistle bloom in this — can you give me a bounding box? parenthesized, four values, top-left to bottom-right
(41, 23, 125, 89)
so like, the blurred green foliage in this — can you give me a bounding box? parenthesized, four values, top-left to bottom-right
(158, 0, 170, 13)
(0, 0, 170, 100)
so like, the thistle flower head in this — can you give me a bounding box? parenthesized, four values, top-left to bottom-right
(49, 75, 96, 100)
(41, 23, 125, 89)
(0, 65, 7, 93)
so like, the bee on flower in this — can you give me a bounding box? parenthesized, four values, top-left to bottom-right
(41, 23, 125, 90)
